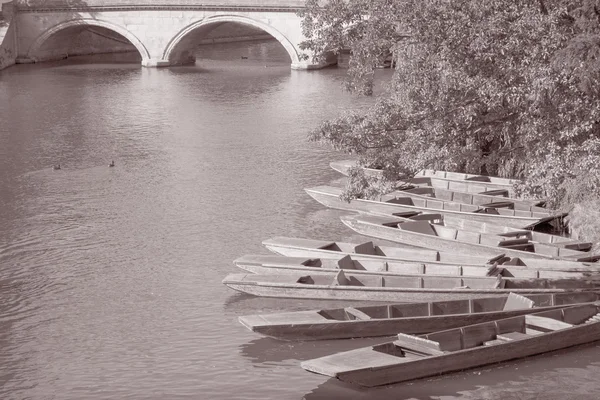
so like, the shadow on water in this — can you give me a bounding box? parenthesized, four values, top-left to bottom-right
(240, 336, 391, 364)
(303, 341, 600, 400)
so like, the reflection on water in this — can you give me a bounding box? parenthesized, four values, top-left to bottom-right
(304, 343, 600, 400)
(1, 39, 600, 400)
(240, 336, 391, 364)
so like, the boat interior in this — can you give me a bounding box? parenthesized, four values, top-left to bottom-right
(301, 255, 587, 279)
(294, 269, 599, 290)
(380, 192, 547, 218)
(362, 215, 597, 261)
(315, 239, 529, 265)
(316, 292, 600, 321)
(376, 304, 600, 357)
(416, 169, 519, 185)
(399, 186, 547, 211)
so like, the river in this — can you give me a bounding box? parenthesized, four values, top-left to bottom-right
(1, 40, 600, 400)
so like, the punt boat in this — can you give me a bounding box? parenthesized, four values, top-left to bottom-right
(305, 185, 564, 230)
(395, 185, 547, 212)
(340, 213, 600, 262)
(262, 236, 599, 271)
(330, 160, 526, 198)
(221, 271, 600, 302)
(234, 254, 596, 279)
(301, 303, 600, 387)
(238, 292, 600, 340)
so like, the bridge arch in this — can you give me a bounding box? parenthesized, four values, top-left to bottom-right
(162, 15, 300, 66)
(26, 19, 151, 63)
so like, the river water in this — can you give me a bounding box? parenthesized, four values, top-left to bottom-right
(1, 40, 600, 400)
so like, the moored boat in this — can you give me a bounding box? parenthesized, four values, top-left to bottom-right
(262, 236, 599, 271)
(395, 185, 547, 212)
(239, 292, 600, 340)
(301, 303, 600, 387)
(330, 160, 529, 198)
(305, 185, 564, 230)
(222, 271, 600, 302)
(234, 254, 596, 279)
(340, 213, 600, 262)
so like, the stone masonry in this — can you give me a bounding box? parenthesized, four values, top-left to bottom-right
(5, 1, 335, 70)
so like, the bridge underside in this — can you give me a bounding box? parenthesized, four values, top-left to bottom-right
(12, 7, 336, 70)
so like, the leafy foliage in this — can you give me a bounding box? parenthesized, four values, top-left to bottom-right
(300, 0, 600, 241)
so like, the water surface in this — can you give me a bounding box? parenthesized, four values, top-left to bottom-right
(1, 40, 599, 400)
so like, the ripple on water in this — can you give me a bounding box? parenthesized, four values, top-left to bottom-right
(3, 42, 598, 400)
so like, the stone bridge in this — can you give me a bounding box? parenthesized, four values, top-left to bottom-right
(0, 0, 334, 70)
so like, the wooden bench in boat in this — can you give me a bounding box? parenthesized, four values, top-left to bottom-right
(525, 315, 574, 333)
(392, 305, 597, 355)
(344, 307, 372, 320)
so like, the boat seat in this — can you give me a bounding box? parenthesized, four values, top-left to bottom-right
(301, 258, 322, 267)
(497, 238, 530, 247)
(331, 270, 350, 286)
(479, 189, 509, 196)
(391, 211, 422, 219)
(336, 255, 356, 270)
(497, 230, 531, 238)
(354, 241, 377, 255)
(502, 292, 535, 311)
(398, 220, 438, 236)
(486, 253, 508, 263)
(465, 176, 492, 182)
(385, 197, 414, 206)
(408, 213, 443, 222)
(478, 201, 515, 209)
(474, 207, 500, 215)
(484, 331, 530, 346)
(525, 315, 573, 332)
(496, 331, 530, 341)
(395, 334, 445, 355)
(297, 276, 314, 284)
(344, 307, 372, 320)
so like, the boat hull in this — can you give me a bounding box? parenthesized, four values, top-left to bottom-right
(261, 237, 600, 271)
(308, 321, 600, 387)
(223, 274, 595, 303)
(239, 302, 594, 341)
(340, 215, 583, 261)
(305, 186, 544, 229)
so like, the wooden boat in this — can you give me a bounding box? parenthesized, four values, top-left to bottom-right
(301, 303, 600, 387)
(330, 160, 526, 198)
(305, 185, 564, 230)
(394, 185, 546, 212)
(262, 236, 600, 271)
(222, 271, 600, 302)
(416, 168, 521, 186)
(340, 213, 600, 262)
(239, 292, 600, 340)
(234, 254, 596, 280)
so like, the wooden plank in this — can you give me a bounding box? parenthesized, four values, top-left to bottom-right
(525, 315, 574, 332)
(345, 307, 373, 320)
(502, 293, 535, 311)
(398, 220, 438, 236)
(425, 329, 463, 351)
(461, 323, 497, 349)
(354, 241, 377, 255)
(395, 334, 445, 355)
(496, 331, 530, 341)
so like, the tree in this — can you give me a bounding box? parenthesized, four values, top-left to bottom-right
(300, 0, 600, 241)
